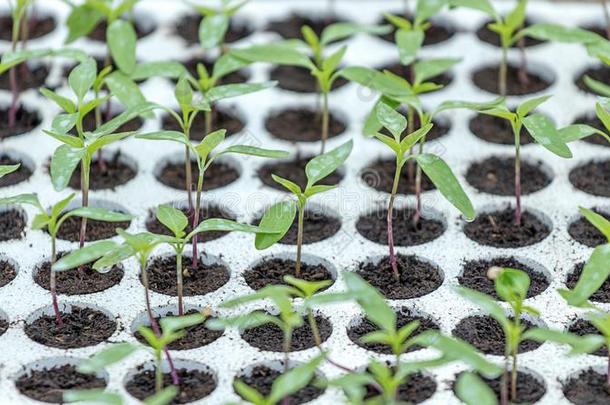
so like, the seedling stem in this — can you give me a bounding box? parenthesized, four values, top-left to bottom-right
(295, 203, 305, 278)
(388, 157, 403, 281)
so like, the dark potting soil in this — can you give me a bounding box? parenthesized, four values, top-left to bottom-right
(570, 160, 610, 197)
(244, 258, 333, 291)
(356, 207, 445, 247)
(68, 151, 137, 190)
(469, 114, 535, 145)
(134, 309, 223, 350)
(266, 14, 343, 39)
(476, 19, 544, 48)
(379, 111, 450, 142)
(365, 372, 437, 404)
(380, 61, 452, 87)
(54, 216, 132, 242)
(348, 308, 439, 354)
(357, 255, 443, 300)
(34, 256, 123, 295)
(463, 208, 551, 248)
(270, 65, 348, 93)
(379, 14, 454, 46)
(0, 63, 49, 91)
(156, 160, 239, 191)
(87, 20, 154, 41)
(453, 371, 546, 404)
(0, 317, 7, 336)
(15, 364, 106, 403)
(265, 108, 346, 142)
(146, 205, 235, 242)
(361, 158, 435, 194)
(162, 108, 244, 139)
(258, 154, 344, 191)
(0, 259, 16, 288)
(563, 369, 610, 405)
(452, 315, 541, 355)
(573, 114, 609, 147)
(236, 365, 324, 404)
(0, 209, 26, 241)
(25, 306, 116, 349)
(0, 15, 56, 40)
(576, 66, 610, 94)
(0, 106, 41, 139)
(566, 262, 610, 303)
(0, 155, 32, 187)
(242, 314, 332, 352)
(175, 14, 252, 44)
(581, 24, 608, 38)
(253, 210, 341, 245)
(181, 57, 249, 85)
(459, 257, 549, 299)
(145, 255, 230, 296)
(69, 109, 143, 134)
(125, 367, 216, 404)
(466, 156, 552, 196)
(568, 318, 607, 357)
(472, 65, 552, 96)
(568, 209, 607, 247)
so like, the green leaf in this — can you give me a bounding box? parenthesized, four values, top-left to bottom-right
(396, 30, 424, 66)
(505, 0, 527, 33)
(222, 145, 289, 159)
(136, 130, 190, 146)
(271, 174, 302, 195)
(364, 97, 401, 136)
(585, 75, 610, 97)
(268, 356, 324, 404)
(69, 58, 97, 101)
(522, 114, 573, 158)
(53, 241, 120, 272)
(520, 23, 602, 44)
(64, 207, 132, 223)
(284, 275, 332, 298)
(320, 22, 391, 45)
(159, 312, 205, 335)
(232, 44, 315, 69)
(77, 342, 137, 374)
(517, 95, 552, 118)
(455, 372, 498, 405)
(596, 102, 610, 133)
(322, 46, 347, 75)
(415, 0, 450, 23)
(40, 88, 76, 113)
(0, 193, 41, 209)
(188, 218, 263, 238)
(175, 76, 194, 109)
(65, 4, 104, 44)
(52, 113, 79, 134)
(93, 243, 136, 271)
(63, 389, 123, 405)
(523, 327, 605, 355)
(143, 386, 178, 405)
(233, 380, 265, 404)
(580, 207, 610, 241)
(93, 102, 156, 137)
(0, 164, 20, 179)
(199, 14, 229, 49)
(156, 205, 188, 237)
(375, 101, 406, 139)
(205, 81, 276, 102)
(107, 20, 137, 75)
(206, 311, 278, 330)
(105, 71, 148, 113)
(416, 153, 475, 220)
(343, 272, 396, 332)
(194, 129, 226, 160)
(51, 145, 85, 191)
(44, 129, 85, 149)
(305, 140, 353, 188)
(304, 184, 337, 198)
(449, 0, 497, 18)
(558, 124, 600, 143)
(400, 123, 432, 152)
(414, 58, 460, 86)
(131, 62, 186, 81)
(457, 287, 509, 329)
(254, 200, 298, 250)
(213, 53, 250, 80)
(86, 133, 134, 155)
(51, 193, 76, 222)
(495, 268, 530, 303)
(435, 97, 505, 116)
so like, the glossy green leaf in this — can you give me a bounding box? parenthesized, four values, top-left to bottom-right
(206, 311, 278, 330)
(64, 207, 130, 224)
(93, 243, 135, 271)
(189, 218, 263, 237)
(131, 62, 186, 81)
(396, 29, 424, 66)
(65, 4, 104, 44)
(160, 312, 205, 334)
(143, 386, 178, 405)
(520, 23, 602, 44)
(205, 81, 276, 102)
(199, 14, 229, 49)
(136, 130, 190, 146)
(52, 113, 79, 134)
(53, 241, 120, 272)
(596, 102, 610, 133)
(104, 71, 149, 114)
(415, 0, 450, 23)
(63, 389, 123, 405)
(69, 58, 97, 101)
(213, 53, 251, 80)
(271, 174, 302, 195)
(495, 268, 530, 303)
(305, 140, 353, 188)
(320, 23, 391, 45)
(50, 145, 85, 191)
(455, 372, 497, 405)
(505, 0, 527, 33)
(304, 184, 337, 198)
(232, 44, 314, 69)
(558, 124, 600, 143)
(580, 207, 610, 240)
(222, 145, 289, 159)
(0, 164, 20, 179)
(522, 114, 573, 158)
(175, 76, 194, 110)
(416, 153, 475, 220)
(156, 204, 188, 237)
(364, 97, 401, 136)
(284, 275, 332, 298)
(343, 272, 395, 332)
(435, 97, 505, 116)
(414, 58, 460, 86)
(372, 132, 401, 155)
(51, 193, 76, 222)
(523, 327, 605, 355)
(268, 356, 324, 404)
(194, 129, 225, 160)
(233, 380, 265, 404)
(0, 193, 41, 209)
(86, 132, 134, 155)
(457, 287, 509, 329)
(585, 75, 610, 97)
(449, 0, 497, 18)
(107, 20, 137, 75)
(517, 95, 552, 118)
(40, 88, 76, 113)
(254, 200, 297, 250)
(77, 342, 137, 374)
(400, 123, 432, 152)
(375, 101, 406, 139)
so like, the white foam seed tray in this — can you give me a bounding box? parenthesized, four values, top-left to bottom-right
(0, 0, 608, 403)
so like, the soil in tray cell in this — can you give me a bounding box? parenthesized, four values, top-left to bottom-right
(244, 258, 334, 291)
(242, 314, 332, 352)
(126, 367, 216, 404)
(258, 154, 344, 191)
(265, 108, 346, 142)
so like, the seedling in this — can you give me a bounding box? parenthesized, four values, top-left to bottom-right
(233, 355, 325, 405)
(384, 0, 452, 48)
(233, 23, 391, 153)
(0, 164, 20, 178)
(138, 119, 287, 269)
(0, 192, 131, 326)
(253, 140, 353, 278)
(363, 103, 474, 278)
(42, 58, 155, 248)
(188, 0, 250, 53)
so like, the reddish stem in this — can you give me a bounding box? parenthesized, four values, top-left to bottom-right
(50, 238, 63, 326)
(387, 160, 401, 281)
(514, 142, 522, 226)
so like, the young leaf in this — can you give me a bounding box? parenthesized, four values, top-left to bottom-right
(284, 275, 332, 298)
(267, 356, 325, 404)
(159, 312, 205, 335)
(376, 101, 407, 140)
(40, 88, 76, 113)
(221, 145, 289, 159)
(416, 153, 475, 220)
(415, 0, 450, 23)
(520, 23, 602, 44)
(457, 287, 509, 329)
(156, 205, 188, 237)
(69, 58, 97, 102)
(0, 164, 20, 178)
(131, 62, 186, 81)
(52, 113, 79, 135)
(0, 193, 41, 208)
(414, 58, 460, 86)
(396, 30, 424, 66)
(233, 380, 266, 405)
(136, 130, 190, 146)
(77, 342, 137, 374)
(53, 241, 120, 272)
(199, 14, 230, 49)
(320, 23, 391, 45)
(194, 129, 226, 159)
(92, 102, 156, 136)
(105, 71, 148, 112)
(305, 140, 353, 189)
(559, 245, 610, 307)
(523, 328, 605, 355)
(586, 76, 610, 97)
(143, 386, 179, 405)
(400, 123, 432, 152)
(495, 268, 530, 302)
(516, 95, 552, 118)
(205, 81, 277, 102)
(65, 4, 104, 44)
(522, 114, 573, 158)
(50, 145, 85, 191)
(271, 174, 302, 195)
(343, 272, 396, 332)
(107, 20, 137, 75)
(64, 207, 132, 223)
(449, 0, 497, 18)
(580, 207, 610, 241)
(232, 44, 315, 69)
(63, 389, 123, 405)
(254, 200, 298, 250)
(189, 218, 264, 237)
(596, 102, 610, 132)
(175, 76, 194, 109)
(455, 372, 498, 405)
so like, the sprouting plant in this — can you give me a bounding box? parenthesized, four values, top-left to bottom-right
(385, 0, 452, 45)
(362, 103, 474, 279)
(188, 0, 249, 53)
(478, 96, 584, 225)
(233, 23, 390, 153)
(0, 164, 20, 178)
(64, 312, 206, 403)
(42, 58, 154, 248)
(138, 122, 287, 269)
(0, 192, 131, 326)
(232, 355, 325, 405)
(253, 140, 353, 278)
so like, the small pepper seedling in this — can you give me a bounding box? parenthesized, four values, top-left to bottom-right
(188, 0, 250, 53)
(232, 23, 390, 153)
(0, 192, 131, 326)
(253, 140, 353, 278)
(138, 118, 287, 269)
